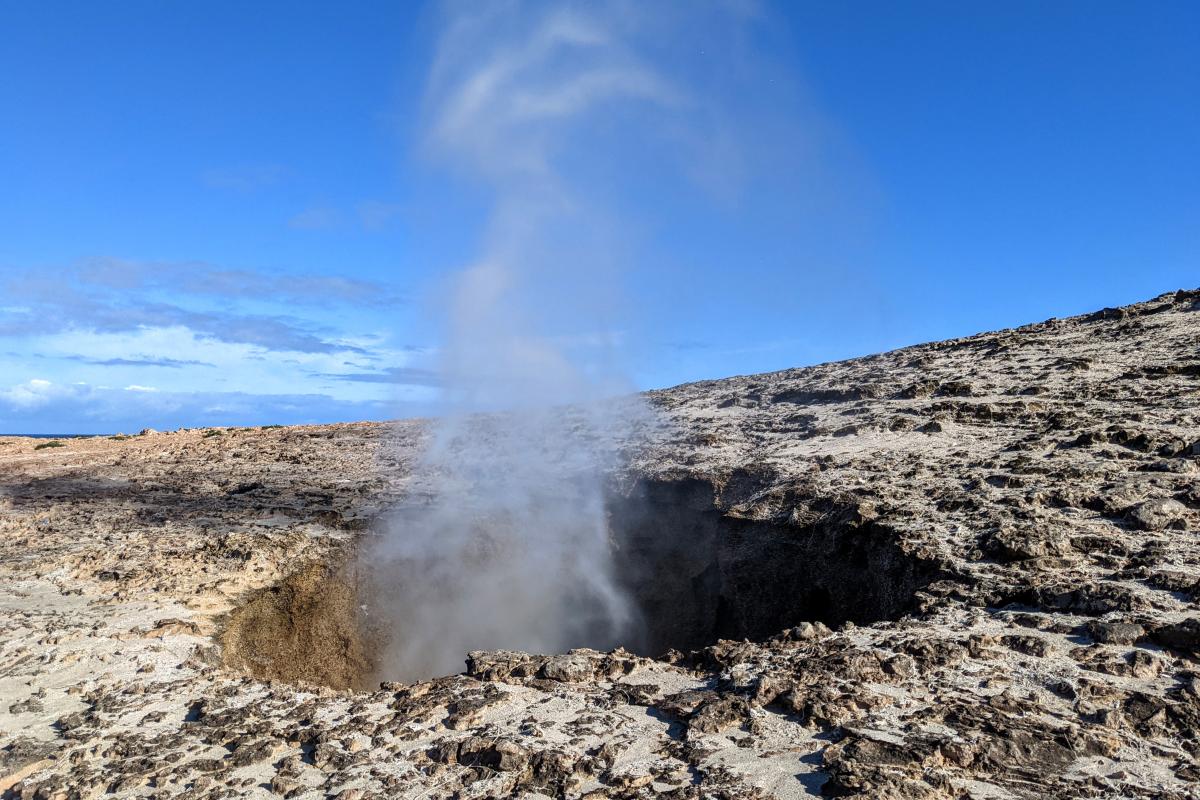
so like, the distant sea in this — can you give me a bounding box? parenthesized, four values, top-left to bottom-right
(1, 434, 103, 439)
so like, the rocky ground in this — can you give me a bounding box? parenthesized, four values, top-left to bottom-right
(2, 288, 1199, 799)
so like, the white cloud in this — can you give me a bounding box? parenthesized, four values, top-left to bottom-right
(1, 378, 66, 409)
(4, 325, 426, 405)
(0, 378, 405, 433)
(0, 254, 428, 429)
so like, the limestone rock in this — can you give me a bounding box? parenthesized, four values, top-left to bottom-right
(2, 288, 1200, 799)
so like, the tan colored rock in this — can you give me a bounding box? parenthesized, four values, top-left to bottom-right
(2, 289, 1199, 799)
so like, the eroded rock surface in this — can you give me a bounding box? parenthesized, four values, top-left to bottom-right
(2, 288, 1199, 798)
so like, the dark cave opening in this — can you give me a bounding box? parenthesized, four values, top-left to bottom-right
(219, 477, 939, 689)
(607, 478, 940, 656)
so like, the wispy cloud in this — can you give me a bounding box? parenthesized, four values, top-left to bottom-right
(665, 339, 712, 352)
(317, 366, 442, 387)
(78, 257, 401, 306)
(200, 163, 291, 192)
(0, 287, 353, 354)
(288, 207, 342, 230)
(0, 259, 425, 429)
(286, 203, 406, 233)
(57, 354, 217, 368)
(0, 378, 400, 433)
(357, 200, 405, 232)
(1, 260, 401, 355)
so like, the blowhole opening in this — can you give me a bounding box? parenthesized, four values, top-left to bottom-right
(218, 478, 939, 690)
(609, 478, 940, 655)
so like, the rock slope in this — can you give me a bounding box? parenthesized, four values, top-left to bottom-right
(1, 288, 1198, 799)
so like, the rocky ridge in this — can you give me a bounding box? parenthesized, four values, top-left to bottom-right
(1, 288, 1198, 799)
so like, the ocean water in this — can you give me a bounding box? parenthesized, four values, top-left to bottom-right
(1, 434, 102, 439)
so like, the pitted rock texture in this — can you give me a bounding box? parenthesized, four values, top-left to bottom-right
(1, 288, 1199, 799)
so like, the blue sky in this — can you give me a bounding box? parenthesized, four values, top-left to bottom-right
(1, 1, 1196, 433)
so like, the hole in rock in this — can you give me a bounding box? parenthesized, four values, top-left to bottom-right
(219, 478, 939, 689)
(608, 478, 941, 655)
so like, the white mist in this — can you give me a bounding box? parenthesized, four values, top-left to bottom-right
(370, 0, 798, 680)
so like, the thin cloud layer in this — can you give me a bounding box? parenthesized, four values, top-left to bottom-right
(0, 378, 394, 433)
(78, 258, 402, 308)
(319, 366, 443, 386)
(200, 163, 291, 192)
(57, 355, 217, 369)
(1, 261, 397, 354)
(0, 260, 426, 430)
(287, 208, 342, 230)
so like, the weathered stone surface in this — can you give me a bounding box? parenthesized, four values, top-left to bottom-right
(2, 288, 1199, 798)
(1087, 620, 1146, 645)
(1126, 498, 1188, 530)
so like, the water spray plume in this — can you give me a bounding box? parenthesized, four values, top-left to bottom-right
(369, 0, 781, 681)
